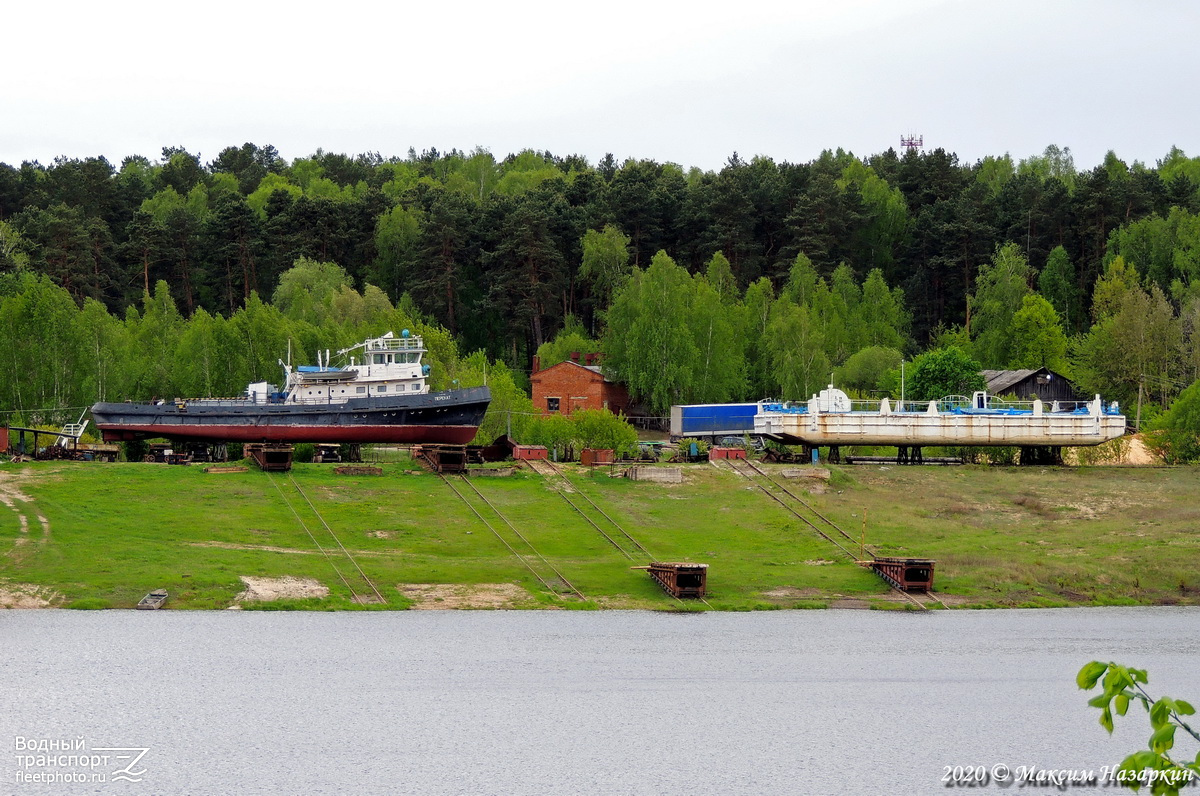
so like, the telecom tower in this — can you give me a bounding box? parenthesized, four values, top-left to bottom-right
(900, 134, 923, 151)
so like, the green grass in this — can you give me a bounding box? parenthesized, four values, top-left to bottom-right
(1, 459, 1197, 610)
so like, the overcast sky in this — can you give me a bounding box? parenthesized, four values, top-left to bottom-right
(5, 0, 1197, 172)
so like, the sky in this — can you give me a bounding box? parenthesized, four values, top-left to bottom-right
(4, 0, 1198, 173)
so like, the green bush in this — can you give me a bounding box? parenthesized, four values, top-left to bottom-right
(66, 598, 110, 610)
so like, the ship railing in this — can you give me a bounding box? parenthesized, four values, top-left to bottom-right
(174, 397, 258, 406)
(364, 337, 424, 352)
(286, 395, 355, 405)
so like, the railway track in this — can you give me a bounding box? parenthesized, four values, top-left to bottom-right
(267, 473, 386, 605)
(532, 461, 713, 608)
(724, 459, 935, 611)
(438, 472, 587, 602)
(537, 460, 651, 561)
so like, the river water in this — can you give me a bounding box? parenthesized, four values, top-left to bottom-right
(2, 608, 1197, 795)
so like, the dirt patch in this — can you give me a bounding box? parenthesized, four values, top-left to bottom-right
(1059, 495, 1144, 520)
(192, 541, 322, 556)
(190, 541, 394, 557)
(0, 470, 50, 538)
(235, 576, 329, 602)
(398, 583, 531, 609)
(367, 530, 395, 539)
(1124, 437, 1156, 465)
(0, 583, 60, 608)
(0, 470, 36, 508)
(829, 598, 872, 609)
(762, 587, 827, 599)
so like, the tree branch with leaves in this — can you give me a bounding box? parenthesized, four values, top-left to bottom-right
(1078, 661, 1199, 794)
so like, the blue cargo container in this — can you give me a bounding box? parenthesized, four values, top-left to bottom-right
(669, 403, 759, 439)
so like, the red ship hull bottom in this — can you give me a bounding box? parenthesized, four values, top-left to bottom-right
(99, 423, 480, 445)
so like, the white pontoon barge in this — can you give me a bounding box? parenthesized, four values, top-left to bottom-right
(753, 387, 1126, 448)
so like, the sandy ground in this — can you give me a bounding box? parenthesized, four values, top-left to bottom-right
(0, 582, 60, 608)
(1117, 436, 1155, 464)
(235, 576, 329, 602)
(1063, 435, 1156, 465)
(398, 583, 531, 609)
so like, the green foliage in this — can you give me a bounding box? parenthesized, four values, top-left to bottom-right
(271, 258, 354, 324)
(66, 598, 111, 610)
(568, 408, 639, 455)
(1092, 256, 1140, 323)
(767, 302, 829, 400)
(1038, 246, 1081, 332)
(704, 251, 738, 302)
(371, 204, 424, 299)
(970, 242, 1031, 368)
(0, 219, 31, 271)
(834, 346, 902, 395)
(535, 319, 600, 370)
(742, 277, 776, 398)
(907, 346, 985, 402)
(1008, 293, 1069, 373)
(579, 224, 631, 310)
(602, 250, 745, 414)
(1072, 281, 1179, 412)
(1108, 207, 1200, 291)
(1153, 380, 1200, 463)
(1078, 662, 1200, 794)
(5, 140, 1200, 428)
(1017, 144, 1077, 190)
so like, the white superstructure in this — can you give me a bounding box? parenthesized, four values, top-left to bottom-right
(271, 331, 430, 405)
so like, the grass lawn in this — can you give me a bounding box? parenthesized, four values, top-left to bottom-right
(1, 459, 1196, 610)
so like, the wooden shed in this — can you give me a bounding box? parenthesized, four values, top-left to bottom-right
(512, 444, 549, 461)
(981, 368, 1082, 403)
(580, 448, 614, 466)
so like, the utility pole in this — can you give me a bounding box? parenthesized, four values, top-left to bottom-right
(1135, 377, 1144, 432)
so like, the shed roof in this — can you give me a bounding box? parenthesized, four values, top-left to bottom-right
(980, 368, 1068, 395)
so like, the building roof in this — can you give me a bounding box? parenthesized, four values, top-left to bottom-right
(981, 368, 1064, 395)
(529, 358, 612, 383)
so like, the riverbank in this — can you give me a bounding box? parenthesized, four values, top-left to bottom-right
(1, 460, 1196, 610)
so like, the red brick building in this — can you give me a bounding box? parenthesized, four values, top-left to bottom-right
(529, 354, 632, 417)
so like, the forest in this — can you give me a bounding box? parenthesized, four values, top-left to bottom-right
(3, 142, 1200, 455)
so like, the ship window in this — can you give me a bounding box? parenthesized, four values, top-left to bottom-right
(377, 385, 387, 393)
(356, 386, 366, 394)
(547, 397, 560, 412)
(373, 354, 385, 364)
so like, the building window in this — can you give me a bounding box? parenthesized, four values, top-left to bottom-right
(547, 397, 560, 412)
